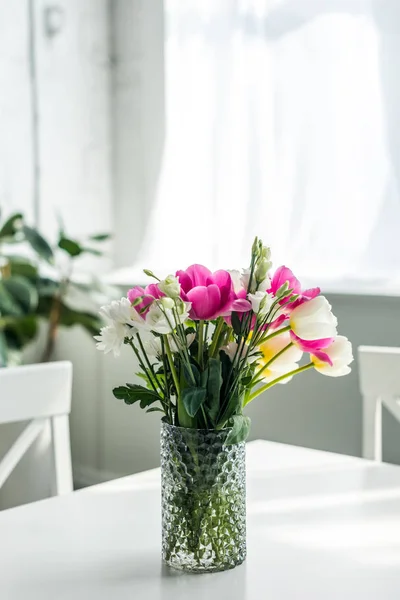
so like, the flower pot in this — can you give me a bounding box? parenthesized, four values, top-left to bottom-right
(161, 421, 246, 573)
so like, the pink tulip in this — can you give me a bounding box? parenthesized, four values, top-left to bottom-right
(269, 265, 320, 309)
(127, 283, 164, 316)
(176, 264, 250, 320)
(290, 332, 334, 365)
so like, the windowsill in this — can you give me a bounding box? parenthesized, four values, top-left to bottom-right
(103, 267, 400, 299)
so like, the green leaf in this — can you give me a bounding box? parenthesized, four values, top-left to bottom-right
(80, 247, 103, 256)
(205, 358, 222, 423)
(5, 315, 38, 346)
(182, 386, 207, 417)
(113, 384, 161, 407)
(0, 213, 23, 239)
(0, 330, 7, 367)
(146, 407, 164, 414)
(225, 415, 251, 445)
(0, 282, 23, 316)
(23, 226, 54, 263)
(3, 275, 39, 313)
(36, 277, 60, 297)
(58, 237, 82, 257)
(88, 233, 110, 241)
(183, 362, 200, 386)
(231, 312, 242, 335)
(216, 388, 242, 429)
(8, 257, 38, 279)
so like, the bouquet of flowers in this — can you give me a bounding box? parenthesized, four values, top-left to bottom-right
(95, 237, 353, 573)
(95, 237, 353, 444)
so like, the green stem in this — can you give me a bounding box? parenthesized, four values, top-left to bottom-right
(245, 362, 314, 405)
(197, 320, 204, 366)
(251, 342, 294, 386)
(257, 325, 291, 346)
(209, 317, 224, 357)
(136, 333, 161, 392)
(164, 336, 180, 396)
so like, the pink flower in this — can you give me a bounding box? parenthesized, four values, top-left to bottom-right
(176, 264, 250, 321)
(290, 332, 334, 365)
(269, 266, 301, 297)
(269, 265, 320, 309)
(127, 284, 164, 316)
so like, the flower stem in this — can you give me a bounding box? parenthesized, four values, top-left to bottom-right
(164, 336, 180, 396)
(257, 325, 291, 345)
(209, 317, 224, 358)
(197, 320, 204, 367)
(245, 362, 314, 405)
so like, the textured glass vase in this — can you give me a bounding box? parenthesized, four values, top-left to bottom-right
(161, 422, 246, 573)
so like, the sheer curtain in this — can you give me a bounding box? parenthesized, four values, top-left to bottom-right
(137, 0, 400, 286)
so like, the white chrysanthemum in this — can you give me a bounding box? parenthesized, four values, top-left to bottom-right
(100, 297, 146, 329)
(94, 322, 132, 357)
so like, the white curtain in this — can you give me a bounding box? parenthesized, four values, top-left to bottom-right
(138, 0, 400, 286)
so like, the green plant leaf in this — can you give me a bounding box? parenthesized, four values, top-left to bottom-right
(205, 358, 222, 423)
(8, 256, 38, 279)
(23, 226, 54, 263)
(183, 362, 200, 386)
(0, 282, 23, 316)
(89, 233, 110, 241)
(80, 247, 103, 256)
(225, 415, 251, 445)
(146, 407, 164, 414)
(0, 213, 23, 239)
(5, 315, 38, 346)
(3, 275, 39, 313)
(0, 330, 7, 367)
(113, 384, 161, 406)
(36, 277, 60, 297)
(231, 312, 242, 335)
(58, 237, 82, 257)
(182, 386, 207, 417)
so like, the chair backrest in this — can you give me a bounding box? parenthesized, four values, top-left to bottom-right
(0, 361, 73, 496)
(358, 346, 400, 461)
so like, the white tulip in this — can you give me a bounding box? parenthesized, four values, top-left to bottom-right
(248, 291, 275, 315)
(94, 322, 132, 357)
(312, 336, 353, 377)
(257, 332, 303, 384)
(289, 296, 338, 340)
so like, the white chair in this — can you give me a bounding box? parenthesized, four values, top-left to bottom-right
(0, 361, 73, 496)
(358, 346, 400, 461)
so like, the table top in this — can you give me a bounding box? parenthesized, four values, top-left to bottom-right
(1, 440, 400, 600)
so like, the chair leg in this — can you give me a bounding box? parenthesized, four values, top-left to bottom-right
(362, 395, 382, 461)
(51, 415, 73, 495)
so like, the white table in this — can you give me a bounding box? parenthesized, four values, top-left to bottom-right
(2, 441, 400, 599)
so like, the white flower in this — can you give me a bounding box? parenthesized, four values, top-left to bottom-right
(100, 297, 145, 329)
(143, 332, 195, 358)
(143, 336, 163, 358)
(289, 296, 338, 341)
(170, 332, 196, 353)
(312, 336, 353, 377)
(145, 304, 174, 334)
(160, 296, 175, 310)
(257, 331, 303, 384)
(94, 322, 131, 357)
(222, 341, 258, 364)
(248, 291, 275, 315)
(240, 268, 251, 291)
(159, 274, 181, 299)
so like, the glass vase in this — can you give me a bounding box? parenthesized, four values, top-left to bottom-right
(161, 421, 246, 573)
